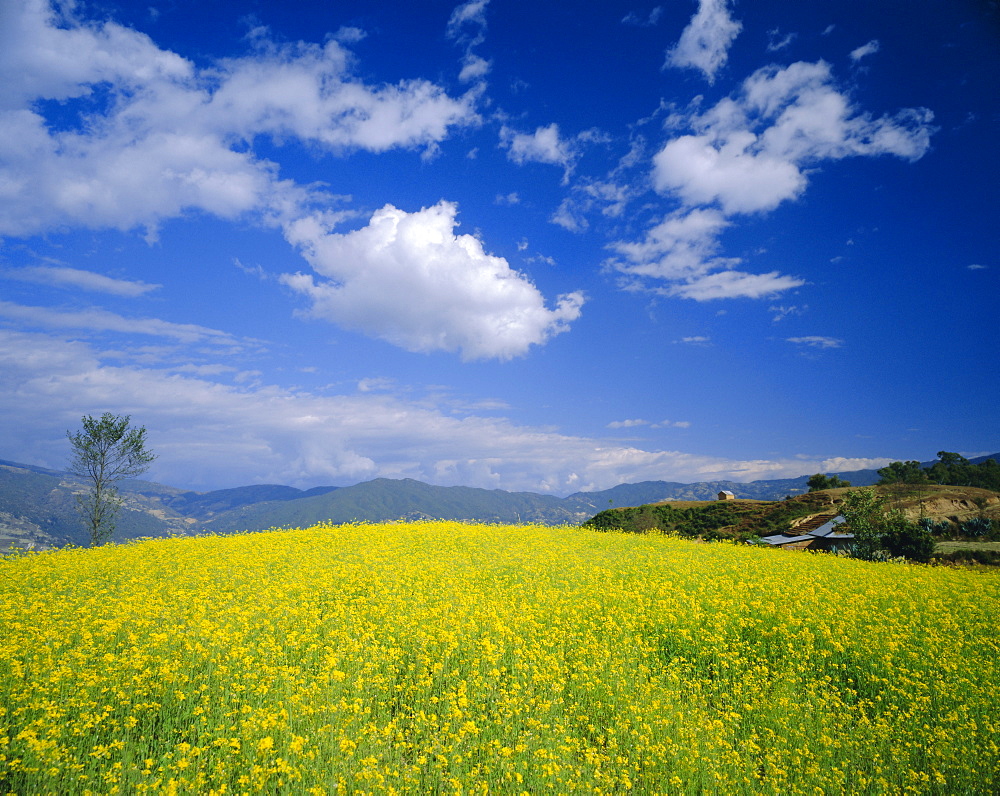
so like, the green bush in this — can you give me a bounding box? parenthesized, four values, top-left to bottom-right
(960, 517, 993, 538)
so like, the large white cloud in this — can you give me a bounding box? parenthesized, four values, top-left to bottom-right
(0, 328, 894, 492)
(0, 0, 478, 238)
(613, 59, 934, 300)
(653, 61, 935, 215)
(665, 0, 742, 83)
(281, 201, 584, 361)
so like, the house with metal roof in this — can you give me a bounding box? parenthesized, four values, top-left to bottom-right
(761, 514, 854, 553)
(718, 490, 736, 501)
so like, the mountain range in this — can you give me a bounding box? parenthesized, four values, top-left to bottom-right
(2, 454, 997, 551)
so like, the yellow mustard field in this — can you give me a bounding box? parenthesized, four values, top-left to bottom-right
(1, 522, 999, 795)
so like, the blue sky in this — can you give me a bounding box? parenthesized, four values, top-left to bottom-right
(1, 0, 997, 493)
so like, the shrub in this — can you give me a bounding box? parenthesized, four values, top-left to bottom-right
(960, 517, 993, 538)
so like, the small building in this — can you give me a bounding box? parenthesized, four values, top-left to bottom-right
(718, 490, 736, 501)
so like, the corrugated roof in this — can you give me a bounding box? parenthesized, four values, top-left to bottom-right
(761, 533, 815, 545)
(809, 515, 850, 538)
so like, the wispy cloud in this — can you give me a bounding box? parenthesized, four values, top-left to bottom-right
(608, 418, 648, 428)
(766, 28, 797, 52)
(608, 418, 691, 429)
(850, 39, 880, 61)
(622, 7, 663, 27)
(769, 304, 807, 322)
(1, 266, 160, 297)
(1, 328, 881, 493)
(787, 336, 843, 349)
(447, 0, 492, 84)
(0, 301, 249, 347)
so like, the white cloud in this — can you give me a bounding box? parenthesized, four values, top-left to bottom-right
(550, 199, 588, 232)
(0, 0, 478, 239)
(614, 60, 934, 300)
(769, 304, 806, 322)
(0, 328, 887, 493)
(850, 40, 880, 61)
(447, 0, 490, 42)
(281, 201, 584, 361)
(613, 418, 693, 429)
(0, 300, 247, 346)
(767, 29, 796, 52)
(652, 61, 935, 215)
(670, 270, 804, 300)
(665, 0, 742, 83)
(787, 336, 843, 349)
(653, 131, 807, 214)
(500, 123, 577, 181)
(447, 0, 492, 84)
(622, 7, 663, 27)
(680, 336, 711, 344)
(608, 418, 649, 428)
(1, 266, 160, 296)
(967, 263, 987, 270)
(609, 208, 737, 280)
(607, 208, 799, 301)
(458, 54, 492, 83)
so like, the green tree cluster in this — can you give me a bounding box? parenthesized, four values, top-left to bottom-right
(878, 451, 1000, 492)
(67, 413, 156, 546)
(840, 487, 935, 563)
(807, 473, 852, 492)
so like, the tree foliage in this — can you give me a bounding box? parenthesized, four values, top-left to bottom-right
(876, 460, 928, 485)
(67, 413, 156, 546)
(807, 473, 851, 491)
(876, 451, 1000, 492)
(840, 487, 934, 563)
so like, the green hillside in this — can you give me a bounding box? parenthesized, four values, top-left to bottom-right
(201, 478, 583, 533)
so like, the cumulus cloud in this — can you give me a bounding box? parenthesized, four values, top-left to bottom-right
(652, 61, 935, 215)
(0, 328, 884, 493)
(665, 0, 742, 83)
(1, 266, 160, 296)
(611, 60, 933, 300)
(280, 201, 584, 361)
(0, 0, 478, 238)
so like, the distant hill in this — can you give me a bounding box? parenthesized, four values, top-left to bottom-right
(1, 453, 996, 552)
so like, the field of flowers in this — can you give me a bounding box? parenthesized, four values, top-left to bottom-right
(2, 521, 999, 794)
